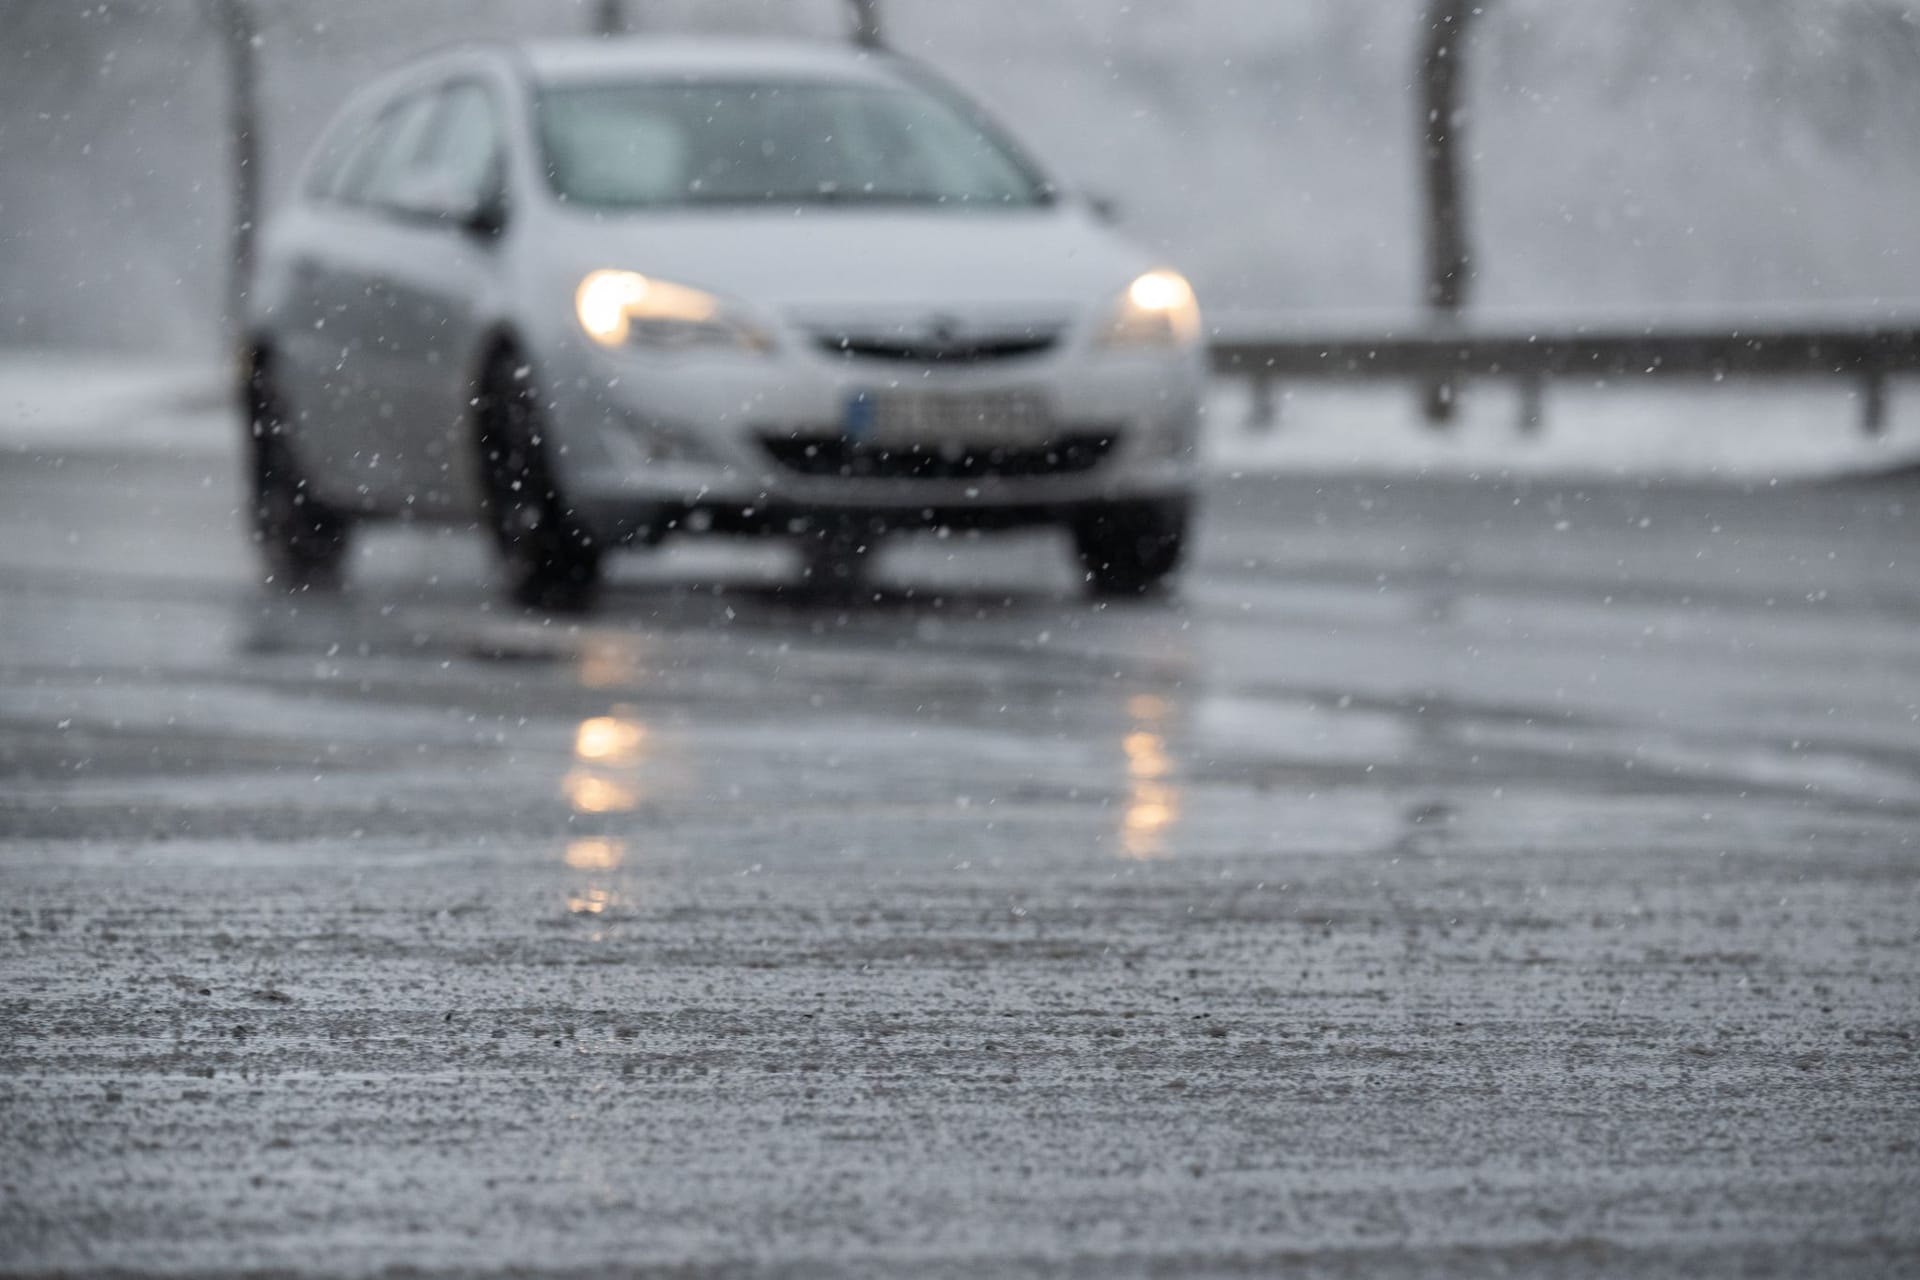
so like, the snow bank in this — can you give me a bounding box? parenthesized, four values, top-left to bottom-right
(0, 351, 228, 455)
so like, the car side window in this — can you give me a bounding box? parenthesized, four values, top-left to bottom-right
(333, 91, 440, 208)
(303, 102, 375, 202)
(414, 82, 506, 207)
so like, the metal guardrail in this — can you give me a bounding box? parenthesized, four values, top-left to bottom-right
(1208, 313, 1920, 435)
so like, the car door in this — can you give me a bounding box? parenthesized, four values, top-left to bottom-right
(287, 88, 445, 511)
(367, 79, 512, 518)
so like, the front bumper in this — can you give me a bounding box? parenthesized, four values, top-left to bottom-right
(538, 330, 1204, 544)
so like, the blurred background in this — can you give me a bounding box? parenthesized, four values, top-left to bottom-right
(7, 10, 1920, 1270)
(5, 0, 1920, 356)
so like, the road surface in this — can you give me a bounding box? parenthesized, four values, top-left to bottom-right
(3, 440, 1918, 1277)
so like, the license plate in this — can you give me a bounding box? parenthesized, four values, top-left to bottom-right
(845, 388, 1053, 446)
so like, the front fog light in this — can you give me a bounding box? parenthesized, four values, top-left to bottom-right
(1138, 417, 1197, 462)
(598, 411, 725, 471)
(1148, 428, 1191, 462)
(637, 424, 722, 465)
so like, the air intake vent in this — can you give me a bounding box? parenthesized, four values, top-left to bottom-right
(761, 432, 1116, 480)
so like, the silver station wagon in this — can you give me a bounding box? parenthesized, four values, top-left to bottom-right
(247, 38, 1205, 607)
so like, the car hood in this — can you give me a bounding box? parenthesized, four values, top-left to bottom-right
(540, 205, 1155, 324)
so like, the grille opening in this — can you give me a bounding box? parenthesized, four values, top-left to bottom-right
(761, 432, 1117, 480)
(813, 332, 1061, 364)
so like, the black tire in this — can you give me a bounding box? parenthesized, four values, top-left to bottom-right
(1072, 497, 1190, 597)
(475, 350, 603, 612)
(246, 353, 351, 591)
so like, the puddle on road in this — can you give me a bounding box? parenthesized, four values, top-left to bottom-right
(1458, 718, 1920, 811)
(558, 837, 636, 922)
(1193, 691, 1412, 770)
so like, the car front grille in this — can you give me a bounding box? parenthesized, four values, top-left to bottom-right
(813, 333, 1061, 364)
(760, 432, 1117, 481)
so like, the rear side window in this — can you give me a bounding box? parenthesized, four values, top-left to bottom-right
(412, 82, 505, 204)
(332, 91, 441, 208)
(303, 103, 375, 201)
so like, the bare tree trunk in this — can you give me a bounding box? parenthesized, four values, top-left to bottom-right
(1417, 0, 1476, 424)
(593, 0, 627, 37)
(208, 0, 259, 367)
(850, 0, 883, 49)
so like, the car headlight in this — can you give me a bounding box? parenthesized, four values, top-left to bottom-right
(1100, 270, 1202, 348)
(575, 269, 773, 354)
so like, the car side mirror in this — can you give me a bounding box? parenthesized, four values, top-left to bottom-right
(387, 177, 508, 238)
(461, 186, 509, 238)
(1085, 190, 1122, 225)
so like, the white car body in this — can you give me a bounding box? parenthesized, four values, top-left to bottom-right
(248, 39, 1204, 602)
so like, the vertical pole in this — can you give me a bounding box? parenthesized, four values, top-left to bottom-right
(850, 0, 883, 49)
(209, 0, 259, 371)
(1417, 0, 1475, 426)
(1517, 372, 1545, 435)
(1861, 370, 1888, 437)
(1247, 373, 1279, 433)
(593, 0, 626, 37)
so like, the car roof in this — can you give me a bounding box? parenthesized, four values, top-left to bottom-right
(511, 37, 908, 89)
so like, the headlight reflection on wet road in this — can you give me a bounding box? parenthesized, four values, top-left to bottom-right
(563, 836, 625, 871)
(563, 704, 651, 815)
(562, 707, 651, 918)
(561, 768, 641, 815)
(1121, 693, 1180, 860)
(574, 714, 647, 765)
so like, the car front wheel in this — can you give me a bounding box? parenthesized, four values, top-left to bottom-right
(1072, 497, 1189, 597)
(475, 350, 603, 612)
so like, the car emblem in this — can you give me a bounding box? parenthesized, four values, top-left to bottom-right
(924, 314, 962, 347)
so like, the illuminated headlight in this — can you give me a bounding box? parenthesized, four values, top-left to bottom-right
(1100, 270, 1202, 349)
(575, 269, 773, 354)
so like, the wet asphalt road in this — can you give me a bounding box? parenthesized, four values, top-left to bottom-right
(2, 441, 1918, 1277)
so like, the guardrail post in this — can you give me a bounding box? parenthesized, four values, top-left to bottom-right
(592, 0, 622, 34)
(1861, 371, 1888, 437)
(849, 0, 884, 48)
(1517, 373, 1545, 435)
(1247, 373, 1279, 432)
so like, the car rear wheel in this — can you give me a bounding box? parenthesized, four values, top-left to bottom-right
(1072, 497, 1189, 597)
(476, 350, 603, 612)
(246, 353, 352, 591)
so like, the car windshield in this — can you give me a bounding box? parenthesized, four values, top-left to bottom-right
(535, 78, 1052, 210)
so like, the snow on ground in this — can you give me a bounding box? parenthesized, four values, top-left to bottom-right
(3, 348, 1917, 482)
(0, 350, 230, 457)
